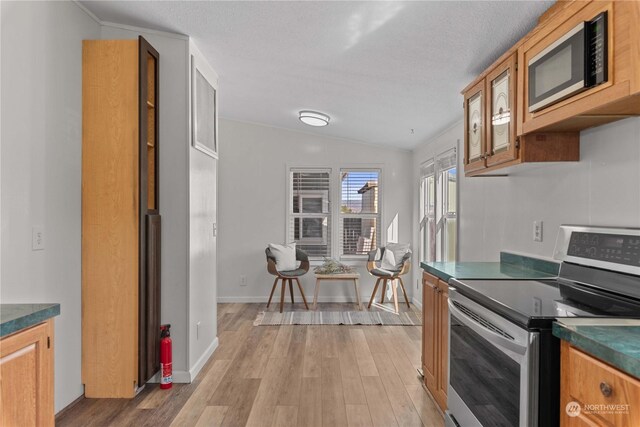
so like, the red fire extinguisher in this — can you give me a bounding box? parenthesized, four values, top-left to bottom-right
(160, 324, 172, 389)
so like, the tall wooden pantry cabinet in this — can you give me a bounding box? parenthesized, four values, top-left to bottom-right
(82, 36, 161, 398)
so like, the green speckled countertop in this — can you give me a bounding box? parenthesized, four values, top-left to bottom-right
(1, 304, 60, 338)
(553, 319, 640, 379)
(420, 252, 560, 282)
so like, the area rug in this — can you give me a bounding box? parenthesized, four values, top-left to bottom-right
(254, 311, 422, 326)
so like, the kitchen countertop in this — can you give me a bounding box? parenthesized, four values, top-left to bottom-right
(553, 318, 640, 379)
(0, 303, 61, 338)
(421, 252, 560, 282)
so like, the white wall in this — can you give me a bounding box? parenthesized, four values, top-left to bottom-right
(100, 23, 193, 381)
(217, 119, 414, 304)
(0, 1, 100, 412)
(188, 41, 219, 373)
(411, 117, 640, 303)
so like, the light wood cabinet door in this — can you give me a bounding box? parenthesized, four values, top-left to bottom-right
(82, 36, 161, 398)
(434, 279, 449, 410)
(422, 273, 438, 392)
(486, 54, 519, 167)
(0, 320, 54, 427)
(463, 80, 486, 174)
(561, 341, 640, 427)
(421, 272, 449, 412)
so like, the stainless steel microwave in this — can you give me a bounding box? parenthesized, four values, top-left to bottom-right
(528, 12, 607, 112)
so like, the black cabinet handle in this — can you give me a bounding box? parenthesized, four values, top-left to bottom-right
(600, 381, 612, 397)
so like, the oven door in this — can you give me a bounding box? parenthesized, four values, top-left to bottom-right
(446, 288, 539, 427)
(528, 22, 586, 112)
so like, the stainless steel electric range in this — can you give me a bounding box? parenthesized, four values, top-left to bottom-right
(445, 225, 640, 427)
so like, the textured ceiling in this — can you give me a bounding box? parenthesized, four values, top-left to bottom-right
(81, 1, 553, 150)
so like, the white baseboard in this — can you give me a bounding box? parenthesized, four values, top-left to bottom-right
(145, 337, 219, 384)
(412, 297, 422, 310)
(172, 370, 193, 383)
(189, 337, 219, 382)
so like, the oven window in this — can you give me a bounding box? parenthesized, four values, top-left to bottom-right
(450, 314, 520, 426)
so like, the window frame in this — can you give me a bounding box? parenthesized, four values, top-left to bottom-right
(286, 165, 384, 263)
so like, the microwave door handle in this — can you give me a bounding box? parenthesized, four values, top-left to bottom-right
(448, 299, 528, 356)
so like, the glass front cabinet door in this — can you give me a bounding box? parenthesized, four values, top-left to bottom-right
(463, 80, 485, 173)
(486, 54, 518, 167)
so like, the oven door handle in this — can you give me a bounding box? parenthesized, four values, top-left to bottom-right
(448, 298, 528, 356)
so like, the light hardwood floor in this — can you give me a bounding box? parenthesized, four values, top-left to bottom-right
(57, 303, 444, 427)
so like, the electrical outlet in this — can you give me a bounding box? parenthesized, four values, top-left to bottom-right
(533, 221, 543, 242)
(196, 321, 201, 340)
(532, 297, 542, 315)
(32, 226, 44, 250)
(240, 275, 247, 286)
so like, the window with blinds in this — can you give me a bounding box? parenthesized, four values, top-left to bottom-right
(339, 169, 381, 257)
(289, 169, 331, 258)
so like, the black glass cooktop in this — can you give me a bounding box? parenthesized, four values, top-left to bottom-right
(449, 279, 562, 328)
(450, 276, 640, 330)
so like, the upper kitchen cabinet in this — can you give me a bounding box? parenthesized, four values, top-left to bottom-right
(463, 52, 579, 176)
(463, 54, 520, 173)
(462, 0, 640, 176)
(518, 1, 640, 134)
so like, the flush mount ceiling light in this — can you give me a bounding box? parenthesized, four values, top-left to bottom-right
(299, 110, 330, 127)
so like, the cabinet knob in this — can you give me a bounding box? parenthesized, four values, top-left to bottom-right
(600, 381, 612, 397)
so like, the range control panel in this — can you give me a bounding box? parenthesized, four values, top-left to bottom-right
(568, 232, 640, 267)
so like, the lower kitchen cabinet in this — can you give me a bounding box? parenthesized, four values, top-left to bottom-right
(0, 319, 54, 427)
(422, 271, 448, 411)
(560, 340, 640, 427)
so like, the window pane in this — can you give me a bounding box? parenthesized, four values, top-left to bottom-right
(341, 217, 378, 256)
(302, 197, 323, 213)
(426, 218, 436, 262)
(427, 175, 435, 214)
(445, 218, 457, 262)
(446, 168, 457, 214)
(302, 218, 324, 239)
(341, 171, 379, 214)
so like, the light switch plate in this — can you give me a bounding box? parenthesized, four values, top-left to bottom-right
(32, 226, 44, 250)
(533, 221, 543, 242)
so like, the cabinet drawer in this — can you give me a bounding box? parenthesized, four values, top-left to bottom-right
(422, 271, 439, 288)
(565, 344, 640, 426)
